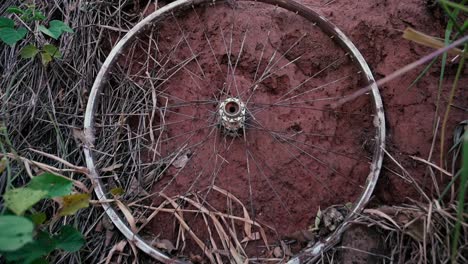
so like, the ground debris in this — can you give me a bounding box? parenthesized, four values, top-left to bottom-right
(284, 205, 349, 246)
(152, 238, 176, 253)
(364, 205, 426, 242)
(172, 150, 192, 169)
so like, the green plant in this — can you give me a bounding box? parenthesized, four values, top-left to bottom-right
(440, 0, 468, 12)
(0, 4, 73, 65)
(402, 1, 467, 263)
(0, 17, 27, 46)
(433, 2, 466, 263)
(6, 6, 46, 22)
(451, 125, 468, 263)
(0, 172, 89, 263)
(425, 3, 468, 263)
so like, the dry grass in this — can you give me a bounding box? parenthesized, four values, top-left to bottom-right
(129, 186, 271, 264)
(319, 133, 467, 264)
(1, 0, 145, 263)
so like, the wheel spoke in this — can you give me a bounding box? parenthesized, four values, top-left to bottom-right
(87, 1, 385, 261)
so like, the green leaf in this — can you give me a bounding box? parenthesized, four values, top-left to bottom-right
(20, 44, 39, 59)
(4, 188, 48, 215)
(0, 29, 14, 45)
(4, 231, 56, 264)
(17, 27, 27, 37)
(54, 225, 85, 252)
(0, 215, 34, 251)
(28, 212, 47, 226)
(28, 173, 72, 197)
(40, 52, 53, 66)
(43, 44, 62, 59)
(4, 227, 85, 263)
(32, 11, 46, 21)
(0, 17, 14, 28)
(0, 27, 27, 46)
(21, 11, 33, 22)
(6, 6, 24, 15)
(59, 193, 90, 216)
(38, 25, 59, 39)
(439, 0, 468, 13)
(49, 20, 74, 33)
(6, 7, 24, 15)
(39, 20, 74, 40)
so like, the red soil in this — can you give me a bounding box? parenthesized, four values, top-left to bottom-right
(313, 0, 467, 204)
(114, 0, 467, 260)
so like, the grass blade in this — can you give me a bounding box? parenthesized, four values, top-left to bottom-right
(451, 128, 468, 263)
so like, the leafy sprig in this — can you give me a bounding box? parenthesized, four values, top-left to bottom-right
(0, 172, 89, 264)
(0, 5, 73, 65)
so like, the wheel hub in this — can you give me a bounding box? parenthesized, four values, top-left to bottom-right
(218, 97, 246, 137)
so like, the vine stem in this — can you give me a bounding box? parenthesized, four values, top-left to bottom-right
(440, 43, 466, 173)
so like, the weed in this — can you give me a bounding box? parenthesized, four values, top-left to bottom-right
(402, 1, 467, 263)
(0, 171, 89, 263)
(0, 4, 73, 65)
(0, 122, 88, 263)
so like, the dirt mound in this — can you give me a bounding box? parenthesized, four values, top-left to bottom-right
(98, 0, 466, 260)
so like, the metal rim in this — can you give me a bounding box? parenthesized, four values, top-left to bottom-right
(83, 0, 385, 263)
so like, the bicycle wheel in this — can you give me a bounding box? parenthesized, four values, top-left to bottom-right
(84, 0, 385, 263)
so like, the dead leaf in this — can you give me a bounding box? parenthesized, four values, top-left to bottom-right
(189, 253, 204, 264)
(95, 220, 103, 232)
(102, 215, 115, 230)
(396, 211, 425, 242)
(101, 163, 123, 172)
(105, 229, 114, 247)
(128, 177, 149, 197)
(0, 157, 8, 174)
(314, 207, 322, 229)
(364, 208, 400, 228)
(280, 240, 292, 256)
(285, 230, 316, 243)
(405, 219, 425, 242)
(128, 240, 139, 264)
(273, 246, 283, 258)
(58, 193, 90, 216)
(365, 206, 426, 242)
(172, 150, 191, 168)
(153, 239, 176, 253)
(115, 199, 137, 233)
(241, 232, 260, 243)
(72, 128, 94, 147)
(403, 27, 467, 57)
(110, 187, 125, 196)
(323, 207, 344, 231)
(105, 240, 127, 264)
